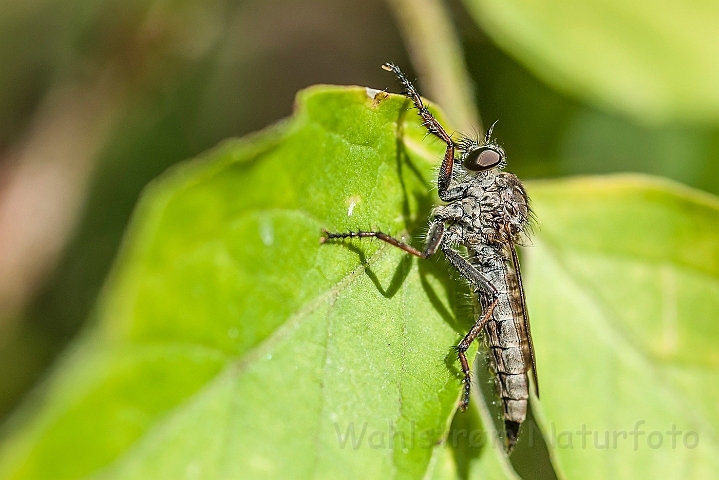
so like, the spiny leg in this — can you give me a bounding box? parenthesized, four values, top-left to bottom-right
(321, 221, 444, 259)
(382, 63, 457, 200)
(455, 297, 498, 411)
(442, 245, 499, 411)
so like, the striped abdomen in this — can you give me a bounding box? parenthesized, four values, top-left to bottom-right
(474, 243, 531, 450)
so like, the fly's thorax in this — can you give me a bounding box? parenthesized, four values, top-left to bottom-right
(431, 169, 530, 247)
(466, 172, 530, 245)
(430, 173, 529, 248)
(440, 222, 466, 247)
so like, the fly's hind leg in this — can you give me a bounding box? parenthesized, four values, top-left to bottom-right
(442, 246, 499, 411)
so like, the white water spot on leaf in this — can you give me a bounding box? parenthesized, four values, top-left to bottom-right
(228, 327, 239, 339)
(258, 215, 274, 246)
(346, 195, 361, 216)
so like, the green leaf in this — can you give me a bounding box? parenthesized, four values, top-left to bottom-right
(462, 0, 719, 124)
(424, 400, 519, 480)
(0, 87, 513, 479)
(526, 175, 719, 478)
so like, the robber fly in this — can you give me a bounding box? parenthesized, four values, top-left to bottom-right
(321, 63, 538, 451)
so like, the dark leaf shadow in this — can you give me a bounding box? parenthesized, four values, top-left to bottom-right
(393, 97, 436, 233)
(446, 396, 491, 480)
(416, 257, 478, 382)
(323, 242, 412, 299)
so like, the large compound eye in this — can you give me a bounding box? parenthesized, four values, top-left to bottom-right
(462, 146, 503, 171)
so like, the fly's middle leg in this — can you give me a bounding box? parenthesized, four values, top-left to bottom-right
(321, 220, 444, 259)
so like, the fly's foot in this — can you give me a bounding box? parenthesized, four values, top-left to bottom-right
(320, 229, 374, 243)
(459, 375, 472, 412)
(455, 343, 473, 412)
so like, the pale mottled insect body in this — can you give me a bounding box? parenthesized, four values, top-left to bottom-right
(322, 63, 538, 452)
(435, 163, 537, 450)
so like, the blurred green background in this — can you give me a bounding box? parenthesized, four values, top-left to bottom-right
(1, 0, 717, 467)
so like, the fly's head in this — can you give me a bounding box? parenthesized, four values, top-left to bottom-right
(457, 120, 506, 178)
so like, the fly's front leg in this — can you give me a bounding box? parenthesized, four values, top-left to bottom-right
(442, 245, 499, 411)
(382, 63, 457, 201)
(321, 220, 445, 259)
